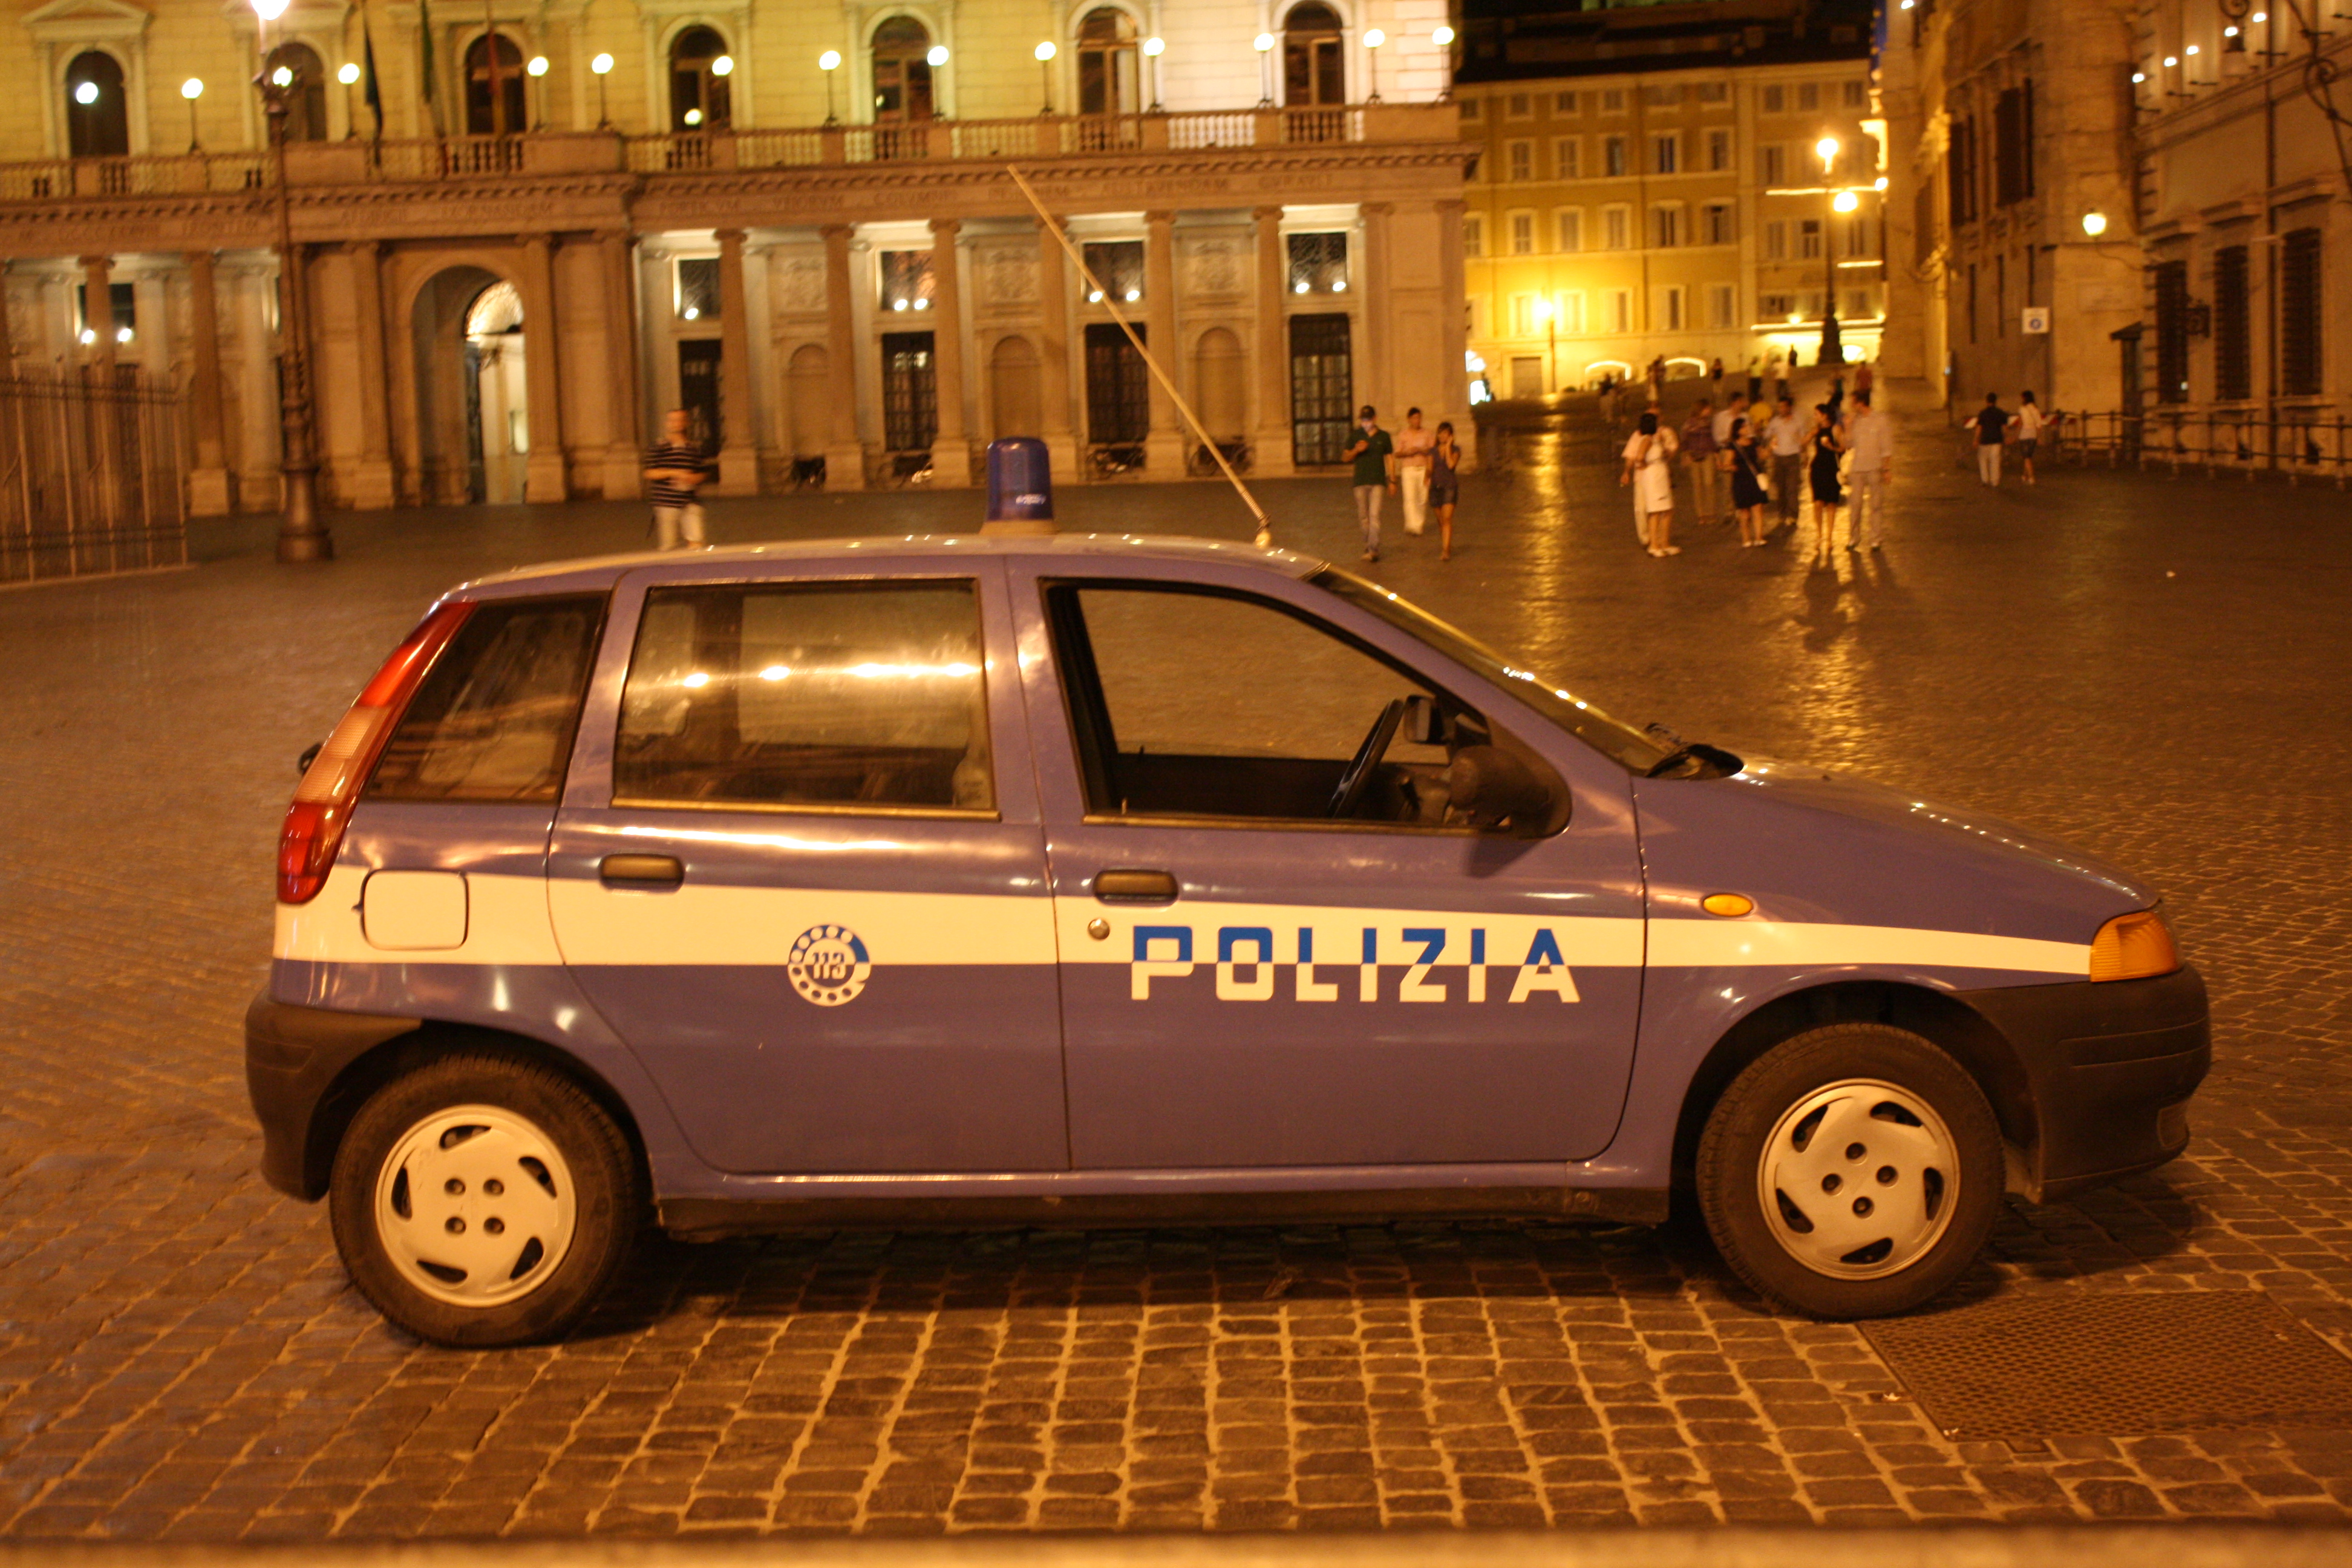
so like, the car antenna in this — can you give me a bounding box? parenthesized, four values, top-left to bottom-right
(1005, 165, 1274, 550)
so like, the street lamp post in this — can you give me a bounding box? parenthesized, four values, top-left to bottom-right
(1254, 32, 1275, 108)
(591, 51, 613, 129)
(1036, 41, 1056, 116)
(1364, 28, 1385, 104)
(181, 77, 203, 152)
(526, 54, 548, 131)
(1433, 25, 1455, 100)
(1533, 296, 1557, 396)
(1143, 35, 1164, 113)
(252, 0, 330, 561)
(1815, 135, 1846, 367)
(818, 50, 841, 125)
(336, 61, 359, 137)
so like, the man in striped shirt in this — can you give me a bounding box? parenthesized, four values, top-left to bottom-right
(643, 409, 714, 550)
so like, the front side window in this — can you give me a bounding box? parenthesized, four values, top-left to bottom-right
(615, 581, 993, 813)
(370, 596, 606, 803)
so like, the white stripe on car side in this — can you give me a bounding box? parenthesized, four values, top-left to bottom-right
(277, 874, 2090, 978)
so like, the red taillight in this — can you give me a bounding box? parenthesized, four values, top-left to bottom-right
(278, 603, 471, 904)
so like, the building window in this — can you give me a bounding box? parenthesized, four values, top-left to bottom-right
(1459, 97, 1481, 122)
(1085, 321, 1151, 445)
(1561, 292, 1587, 332)
(675, 257, 720, 320)
(2152, 259, 2189, 400)
(1076, 8, 1140, 115)
(2281, 228, 2322, 397)
(1762, 84, 1785, 114)
(1604, 136, 1627, 176)
(1507, 140, 1532, 180)
(1601, 88, 1625, 113)
(1508, 294, 1535, 336)
(1844, 80, 1868, 109)
(463, 33, 528, 135)
(1798, 82, 1819, 111)
(74, 280, 137, 345)
(1704, 203, 1734, 245)
(1800, 218, 1822, 259)
(1994, 83, 2034, 206)
(880, 249, 936, 313)
(64, 50, 131, 157)
(1086, 240, 1146, 302)
(1697, 82, 1728, 105)
(1707, 128, 1730, 171)
(1507, 92, 1532, 119)
(1709, 283, 1736, 328)
(1653, 205, 1683, 248)
(263, 44, 331, 142)
(1463, 214, 1484, 257)
(1761, 144, 1785, 186)
(1555, 207, 1583, 253)
(1555, 137, 1580, 178)
(1652, 134, 1677, 174)
(1287, 232, 1348, 293)
(1283, 4, 1344, 107)
(1846, 290, 1872, 320)
(1765, 220, 1788, 260)
(1508, 212, 1535, 255)
(1762, 293, 1794, 321)
(1644, 85, 1682, 107)
(881, 332, 939, 454)
(669, 25, 733, 131)
(1554, 91, 1578, 114)
(1948, 117, 1978, 224)
(1607, 290, 1632, 332)
(1603, 206, 1630, 250)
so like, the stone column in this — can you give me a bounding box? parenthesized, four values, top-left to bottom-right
(1251, 205, 1294, 477)
(1142, 209, 1184, 476)
(1035, 214, 1079, 482)
(80, 255, 115, 372)
(820, 223, 867, 489)
(1436, 198, 1475, 469)
(714, 227, 760, 495)
(518, 234, 568, 502)
(182, 250, 235, 515)
(344, 241, 395, 509)
(1360, 202, 1393, 422)
(926, 218, 970, 486)
(599, 232, 643, 499)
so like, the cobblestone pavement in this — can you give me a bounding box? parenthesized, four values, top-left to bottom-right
(2, 382, 2350, 1541)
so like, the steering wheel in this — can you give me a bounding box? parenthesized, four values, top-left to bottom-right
(1328, 699, 1406, 820)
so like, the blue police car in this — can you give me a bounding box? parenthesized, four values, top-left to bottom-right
(249, 532, 2207, 1346)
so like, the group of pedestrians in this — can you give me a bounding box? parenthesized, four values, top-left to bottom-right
(1618, 374, 1893, 563)
(1343, 405, 1462, 563)
(1968, 390, 2048, 486)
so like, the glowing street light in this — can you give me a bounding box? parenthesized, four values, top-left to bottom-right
(180, 77, 204, 151)
(251, 0, 327, 561)
(1532, 296, 1558, 394)
(2083, 211, 2109, 237)
(711, 54, 733, 77)
(1036, 40, 1056, 116)
(1142, 35, 1164, 111)
(1364, 28, 1386, 104)
(1815, 137, 1845, 365)
(74, 80, 99, 106)
(1255, 31, 1275, 107)
(818, 49, 842, 125)
(1432, 24, 1457, 99)
(591, 51, 614, 128)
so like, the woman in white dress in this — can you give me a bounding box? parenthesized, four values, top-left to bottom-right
(1621, 410, 1681, 557)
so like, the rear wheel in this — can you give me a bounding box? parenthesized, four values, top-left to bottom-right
(329, 1051, 639, 1347)
(1696, 1023, 2002, 1318)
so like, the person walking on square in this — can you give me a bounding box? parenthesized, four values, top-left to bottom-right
(1709, 357, 1725, 397)
(1728, 417, 1771, 547)
(1711, 395, 1744, 523)
(1429, 421, 1462, 561)
(1681, 399, 1720, 530)
(1622, 410, 1680, 557)
(2014, 390, 2045, 485)
(1844, 389, 1892, 551)
(644, 408, 713, 550)
(1765, 396, 1807, 532)
(1395, 407, 1434, 536)
(1342, 405, 1396, 561)
(1806, 403, 1847, 564)
(1746, 354, 1763, 405)
(1973, 391, 2011, 486)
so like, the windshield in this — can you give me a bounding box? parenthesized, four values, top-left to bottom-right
(1309, 567, 1676, 774)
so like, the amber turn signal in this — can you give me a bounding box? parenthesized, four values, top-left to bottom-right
(1700, 893, 1754, 918)
(2089, 908, 2180, 982)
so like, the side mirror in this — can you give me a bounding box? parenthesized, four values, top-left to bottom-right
(296, 740, 323, 777)
(1446, 745, 1560, 838)
(1401, 693, 1446, 747)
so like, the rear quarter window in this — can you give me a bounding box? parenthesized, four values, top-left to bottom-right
(367, 595, 606, 803)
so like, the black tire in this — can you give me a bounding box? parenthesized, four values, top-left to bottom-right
(328, 1050, 640, 1348)
(1695, 1022, 2002, 1319)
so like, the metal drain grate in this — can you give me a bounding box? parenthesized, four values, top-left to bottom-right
(1861, 1290, 2352, 1441)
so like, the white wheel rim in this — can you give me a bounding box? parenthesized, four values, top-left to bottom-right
(372, 1104, 578, 1308)
(1756, 1077, 1959, 1280)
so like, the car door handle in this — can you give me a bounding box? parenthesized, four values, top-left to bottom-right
(1093, 869, 1179, 903)
(599, 854, 684, 890)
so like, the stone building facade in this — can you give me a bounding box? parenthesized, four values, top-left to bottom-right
(0, 1, 1471, 516)
(1455, 0, 1880, 396)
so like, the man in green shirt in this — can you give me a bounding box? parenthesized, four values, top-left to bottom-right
(1342, 405, 1397, 562)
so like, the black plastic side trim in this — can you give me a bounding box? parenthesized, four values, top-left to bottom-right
(244, 991, 422, 1200)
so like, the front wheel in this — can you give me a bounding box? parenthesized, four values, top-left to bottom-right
(328, 1051, 640, 1347)
(1696, 1023, 2003, 1319)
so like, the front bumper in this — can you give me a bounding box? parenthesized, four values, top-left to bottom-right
(245, 989, 422, 1200)
(1962, 965, 2210, 1203)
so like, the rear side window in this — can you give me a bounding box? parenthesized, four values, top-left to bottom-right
(367, 595, 606, 803)
(613, 580, 993, 813)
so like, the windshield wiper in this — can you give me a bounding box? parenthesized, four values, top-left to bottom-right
(1644, 740, 1743, 779)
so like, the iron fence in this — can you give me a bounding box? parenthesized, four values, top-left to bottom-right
(2034, 408, 2352, 488)
(0, 367, 187, 587)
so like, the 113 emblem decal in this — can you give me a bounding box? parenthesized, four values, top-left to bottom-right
(787, 924, 872, 1007)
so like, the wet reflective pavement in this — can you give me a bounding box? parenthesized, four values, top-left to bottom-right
(2, 383, 2349, 1538)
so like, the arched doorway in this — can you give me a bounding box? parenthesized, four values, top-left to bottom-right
(870, 16, 933, 157)
(411, 266, 528, 505)
(1075, 9, 1139, 116)
(64, 51, 129, 158)
(989, 335, 1040, 438)
(1282, 4, 1345, 106)
(263, 43, 330, 141)
(669, 25, 732, 130)
(463, 34, 527, 136)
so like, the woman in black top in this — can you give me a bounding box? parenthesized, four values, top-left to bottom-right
(1728, 418, 1770, 548)
(1806, 404, 1846, 564)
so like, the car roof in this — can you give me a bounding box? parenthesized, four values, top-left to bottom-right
(457, 532, 1327, 596)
